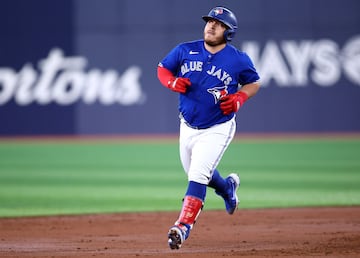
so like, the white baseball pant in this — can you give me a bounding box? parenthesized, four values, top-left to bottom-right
(179, 116, 236, 185)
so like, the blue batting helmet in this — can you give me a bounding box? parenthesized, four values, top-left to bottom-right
(202, 6, 238, 42)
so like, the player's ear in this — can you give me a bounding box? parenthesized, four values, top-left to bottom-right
(224, 29, 235, 42)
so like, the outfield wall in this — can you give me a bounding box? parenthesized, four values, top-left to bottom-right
(0, 0, 359, 135)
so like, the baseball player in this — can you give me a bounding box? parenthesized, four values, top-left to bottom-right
(157, 6, 260, 249)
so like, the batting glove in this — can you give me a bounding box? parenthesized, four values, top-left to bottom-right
(220, 91, 249, 115)
(167, 77, 191, 93)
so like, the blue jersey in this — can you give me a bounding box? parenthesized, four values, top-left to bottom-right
(159, 40, 260, 129)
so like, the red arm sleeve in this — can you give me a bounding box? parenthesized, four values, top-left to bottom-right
(157, 66, 175, 88)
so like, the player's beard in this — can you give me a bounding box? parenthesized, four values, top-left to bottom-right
(204, 33, 226, 47)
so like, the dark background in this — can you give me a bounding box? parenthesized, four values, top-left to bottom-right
(0, 0, 359, 136)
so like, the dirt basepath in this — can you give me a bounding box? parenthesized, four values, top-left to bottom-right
(0, 207, 359, 258)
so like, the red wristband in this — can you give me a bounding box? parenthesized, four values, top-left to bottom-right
(236, 91, 249, 106)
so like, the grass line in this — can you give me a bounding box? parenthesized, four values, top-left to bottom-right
(0, 138, 359, 217)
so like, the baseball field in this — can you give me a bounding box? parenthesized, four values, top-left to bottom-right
(0, 134, 359, 257)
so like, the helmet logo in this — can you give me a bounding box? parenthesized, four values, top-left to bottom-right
(214, 8, 223, 15)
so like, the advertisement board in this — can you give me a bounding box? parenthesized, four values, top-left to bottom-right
(0, 0, 359, 135)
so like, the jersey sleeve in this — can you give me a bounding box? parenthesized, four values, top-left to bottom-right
(238, 53, 260, 86)
(158, 44, 183, 75)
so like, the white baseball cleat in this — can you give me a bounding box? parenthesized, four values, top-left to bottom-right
(167, 223, 191, 250)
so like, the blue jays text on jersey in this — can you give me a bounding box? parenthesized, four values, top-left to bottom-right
(159, 39, 260, 129)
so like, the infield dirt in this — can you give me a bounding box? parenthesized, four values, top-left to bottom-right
(1, 207, 359, 257)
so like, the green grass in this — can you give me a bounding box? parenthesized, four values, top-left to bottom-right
(0, 137, 359, 217)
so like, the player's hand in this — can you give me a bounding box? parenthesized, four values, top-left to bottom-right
(220, 91, 249, 115)
(167, 77, 191, 93)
